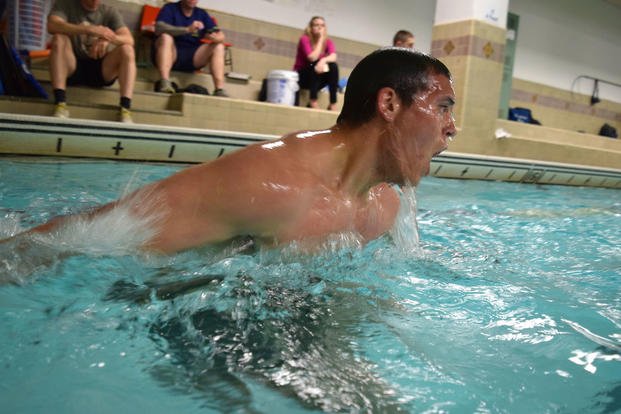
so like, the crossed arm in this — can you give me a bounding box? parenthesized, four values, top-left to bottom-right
(48, 15, 134, 46)
(155, 20, 225, 43)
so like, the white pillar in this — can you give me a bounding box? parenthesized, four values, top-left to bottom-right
(435, 0, 509, 28)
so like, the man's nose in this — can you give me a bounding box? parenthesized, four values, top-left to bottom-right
(444, 114, 457, 138)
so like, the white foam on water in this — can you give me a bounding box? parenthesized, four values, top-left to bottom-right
(273, 231, 365, 261)
(390, 184, 423, 256)
(0, 186, 166, 284)
(0, 213, 24, 238)
(32, 200, 162, 256)
(29, 181, 166, 256)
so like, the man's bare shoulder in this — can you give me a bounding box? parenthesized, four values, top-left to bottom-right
(211, 129, 334, 169)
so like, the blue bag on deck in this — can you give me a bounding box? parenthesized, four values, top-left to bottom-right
(508, 107, 533, 123)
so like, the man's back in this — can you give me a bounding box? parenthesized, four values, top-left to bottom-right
(134, 129, 400, 253)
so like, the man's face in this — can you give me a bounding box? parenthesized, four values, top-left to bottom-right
(181, 0, 198, 9)
(389, 72, 456, 185)
(80, 0, 101, 12)
(396, 36, 415, 49)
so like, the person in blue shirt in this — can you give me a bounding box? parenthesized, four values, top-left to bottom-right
(153, 0, 228, 96)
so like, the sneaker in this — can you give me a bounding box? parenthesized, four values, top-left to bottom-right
(155, 79, 175, 94)
(213, 88, 229, 97)
(119, 107, 133, 123)
(53, 102, 69, 118)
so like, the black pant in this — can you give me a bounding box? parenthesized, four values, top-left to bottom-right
(297, 61, 339, 105)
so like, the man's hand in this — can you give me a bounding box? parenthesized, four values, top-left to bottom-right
(205, 29, 225, 44)
(187, 20, 204, 35)
(89, 25, 116, 42)
(88, 38, 110, 59)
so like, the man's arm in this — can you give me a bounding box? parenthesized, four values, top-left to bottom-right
(113, 26, 134, 46)
(199, 11, 224, 43)
(204, 29, 225, 44)
(154, 20, 191, 37)
(155, 20, 225, 43)
(48, 14, 116, 43)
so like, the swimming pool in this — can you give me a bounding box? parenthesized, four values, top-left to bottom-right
(2, 113, 621, 189)
(1, 157, 619, 413)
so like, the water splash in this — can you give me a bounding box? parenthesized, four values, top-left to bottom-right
(272, 231, 365, 261)
(0, 212, 23, 238)
(33, 200, 162, 256)
(0, 185, 165, 284)
(390, 184, 423, 256)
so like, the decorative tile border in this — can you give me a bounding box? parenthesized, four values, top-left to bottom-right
(431, 35, 504, 63)
(122, 5, 367, 71)
(226, 30, 366, 69)
(512, 89, 621, 122)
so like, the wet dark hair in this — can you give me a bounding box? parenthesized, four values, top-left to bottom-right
(337, 48, 451, 127)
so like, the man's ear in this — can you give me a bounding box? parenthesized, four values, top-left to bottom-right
(376, 87, 401, 122)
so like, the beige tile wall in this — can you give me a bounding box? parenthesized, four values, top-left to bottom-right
(510, 78, 621, 136)
(495, 119, 621, 169)
(211, 10, 379, 78)
(177, 94, 338, 135)
(116, 1, 379, 83)
(430, 17, 620, 168)
(431, 20, 506, 156)
(20, 0, 621, 170)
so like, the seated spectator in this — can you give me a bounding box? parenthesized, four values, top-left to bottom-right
(393, 30, 415, 49)
(47, 0, 136, 123)
(293, 16, 339, 111)
(153, 0, 228, 97)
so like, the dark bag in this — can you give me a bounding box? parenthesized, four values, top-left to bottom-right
(258, 78, 267, 102)
(0, 34, 48, 98)
(179, 83, 210, 95)
(599, 123, 618, 139)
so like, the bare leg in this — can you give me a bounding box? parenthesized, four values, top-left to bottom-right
(49, 33, 76, 90)
(155, 34, 177, 80)
(194, 42, 225, 89)
(102, 44, 136, 99)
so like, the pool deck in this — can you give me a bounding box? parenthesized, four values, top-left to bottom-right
(1, 65, 620, 189)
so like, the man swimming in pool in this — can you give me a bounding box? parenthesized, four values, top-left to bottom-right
(2, 48, 456, 260)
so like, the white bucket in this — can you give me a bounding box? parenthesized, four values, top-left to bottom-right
(266, 70, 299, 106)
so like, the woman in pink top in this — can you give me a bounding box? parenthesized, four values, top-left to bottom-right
(293, 16, 339, 110)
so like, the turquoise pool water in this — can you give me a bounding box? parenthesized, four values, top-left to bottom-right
(0, 158, 620, 413)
